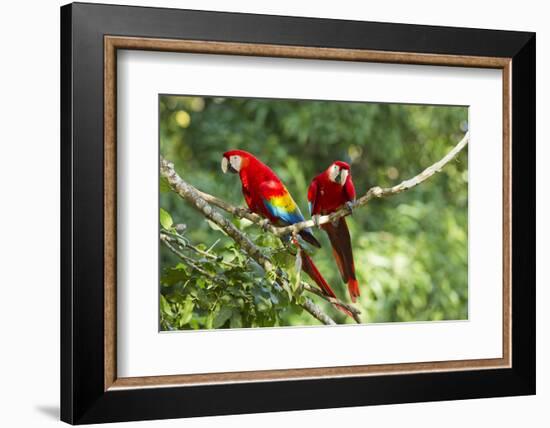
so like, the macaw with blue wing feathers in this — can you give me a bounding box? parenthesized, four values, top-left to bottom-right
(221, 150, 346, 307)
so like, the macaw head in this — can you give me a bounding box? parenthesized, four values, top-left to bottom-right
(221, 150, 253, 174)
(326, 161, 351, 185)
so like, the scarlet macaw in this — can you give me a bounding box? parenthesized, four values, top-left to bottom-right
(308, 161, 360, 302)
(220, 150, 339, 300)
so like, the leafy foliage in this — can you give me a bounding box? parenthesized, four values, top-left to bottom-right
(159, 223, 306, 330)
(159, 95, 468, 329)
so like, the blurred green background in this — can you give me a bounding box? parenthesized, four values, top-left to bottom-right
(159, 95, 468, 330)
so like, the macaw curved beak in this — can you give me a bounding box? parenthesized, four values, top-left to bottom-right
(221, 156, 229, 173)
(337, 169, 348, 185)
(221, 156, 239, 174)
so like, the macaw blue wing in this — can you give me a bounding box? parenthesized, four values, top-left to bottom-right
(262, 192, 322, 248)
(262, 193, 305, 226)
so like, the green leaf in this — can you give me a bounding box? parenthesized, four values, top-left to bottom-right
(213, 306, 233, 328)
(206, 220, 228, 236)
(265, 270, 277, 285)
(230, 312, 243, 329)
(256, 296, 272, 313)
(205, 311, 215, 329)
(160, 208, 173, 230)
(180, 297, 195, 325)
(160, 265, 189, 287)
(160, 294, 173, 317)
(160, 176, 171, 193)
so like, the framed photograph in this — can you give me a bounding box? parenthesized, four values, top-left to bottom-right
(61, 2, 535, 424)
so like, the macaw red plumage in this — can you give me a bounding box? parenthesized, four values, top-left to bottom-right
(221, 150, 341, 302)
(308, 161, 360, 302)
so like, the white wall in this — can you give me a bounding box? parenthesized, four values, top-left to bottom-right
(0, 0, 545, 426)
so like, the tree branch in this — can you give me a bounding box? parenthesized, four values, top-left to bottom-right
(160, 158, 336, 325)
(161, 158, 275, 270)
(301, 282, 362, 324)
(193, 132, 469, 236)
(301, 299, 337, 325)
(195, 189, 266, 225)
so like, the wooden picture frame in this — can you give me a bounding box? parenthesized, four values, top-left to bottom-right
(61, 2, 535, 424)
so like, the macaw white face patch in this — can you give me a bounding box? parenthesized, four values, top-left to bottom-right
(229, 155, 242, 172)
(328, 164, 340, 182)
(328, 164, 348, 185)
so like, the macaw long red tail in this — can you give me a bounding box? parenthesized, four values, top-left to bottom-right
(347, 279, 360, 303)
(322, 218, 360, 302)
(300, 249, 336, 298)
(299, 248, 353, 318)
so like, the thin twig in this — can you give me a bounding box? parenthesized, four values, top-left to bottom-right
(160, 234, 215, 278)
(188, 243, 239, 268)
(206, 239, 221, 254)
(301, 282, 362, 324)
(161, 231, 239, 269)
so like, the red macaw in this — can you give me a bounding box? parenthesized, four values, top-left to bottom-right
(221, 150, 339, 301)
(308, 161, 360, 302)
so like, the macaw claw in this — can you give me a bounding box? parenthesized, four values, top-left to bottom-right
(313, 214, 322, 228)
(345, 201, 354, 215)
(260, 219, 271, 231)
(236, 207, 252, 217)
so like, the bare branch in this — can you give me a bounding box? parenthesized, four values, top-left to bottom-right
(301, 299, 337, 325)
(195, 189, 266, 224)
(301, 282, 362, 324)
(192, 132, 469, 237)
(273, 131, 469, 235)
